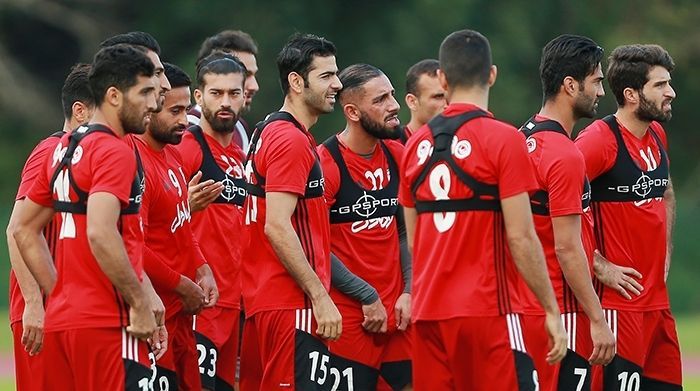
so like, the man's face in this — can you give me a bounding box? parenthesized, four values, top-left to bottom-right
(353, 75, 401, 140)
(231, 50, 259, 110)
(573, 63, 605, 119)
(196, 72, 245, 134)
(414, 74, 447, 124)
(635, 65, 676, 123)
(149, 86, 191, 145)
(145, 50, 171, 112)
(120, 75, 158, 135)
(301, 55, 342, 115)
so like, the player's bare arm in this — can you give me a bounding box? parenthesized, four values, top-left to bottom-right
(664, 178, 676, 282)
(265, 191, 342, 340)
(12, 199, 57, 294)
(86, 192, 156, 339)
(7, 199, 47, 355)
(501, 192, 567, 364)
(593, 250, 643, 300)
(552, 214, 615, 365)
(188, 171, 224, 213)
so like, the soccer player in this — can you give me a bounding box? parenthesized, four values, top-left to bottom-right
(189, 29, 260, 151)
(11, 44, 159, 390)
(100, 31, 172, 112)
(175, 52, 248, 391)
(398, 29, 568, 390)
(129, 62, 219, 390)
(318, 63, 412, 390)
(518, 35, 615, 391)
(401, 59, 446, 144)
(575, 44, 682, 390)
(6, 63, 94, 391)
(239, 33, 342, 390)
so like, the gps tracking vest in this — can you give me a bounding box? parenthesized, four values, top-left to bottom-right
(519, 117, 591, 216)
(188, 125, 247, 206)
(322, 136, 399, 224)
(50, 124, 143, 215)
(245, 111, 324, 199)
(590, 115, 669, 202)
(411, 109, 501, 213)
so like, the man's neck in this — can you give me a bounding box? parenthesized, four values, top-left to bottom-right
(339, 123, 378, 156)
(405, 117, 424, 134)
(281, 96, 318, 131)
(201, 119, 233, 147)
(615, 107, 651, 139)
(447, 87, 490, 112)
(139, 132, 165, 152)
(538, 98, 577, 137)
(90, 109, 124, 137)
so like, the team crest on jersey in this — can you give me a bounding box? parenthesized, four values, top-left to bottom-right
(71, 146, 84, 164)
(526, 137, 537, 153)
(52, 142, 68, 168)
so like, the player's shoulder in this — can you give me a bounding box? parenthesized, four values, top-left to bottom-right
(260, 118, 309, 148)
(576, 118, 614, 141)
(649, 121, 669, 148)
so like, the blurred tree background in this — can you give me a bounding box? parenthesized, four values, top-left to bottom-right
(0, 0, 699, 313)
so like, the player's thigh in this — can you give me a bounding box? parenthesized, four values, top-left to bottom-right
(640, 310, 682, 390)
(194, 306, 239, 390)
(12, 322, 46, 391)
(171, 313, 202, 391)
(411, 320, 453, 390)
(600, 310, 644, 391)
(377, 329, 412, 391)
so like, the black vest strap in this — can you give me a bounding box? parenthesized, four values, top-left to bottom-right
(245, 112, 324, 199)
(412, 110, 501, 213)
(323, 136, 400, 224)
(49, 130, 66, 138)
(50, 125, 143, 215)
(188, 126, 247, 206)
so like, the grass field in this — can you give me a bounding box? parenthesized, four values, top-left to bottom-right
(0, 312, 699, 390)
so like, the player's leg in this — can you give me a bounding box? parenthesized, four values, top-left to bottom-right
(597, 310, 644, 391)
(640, 310, 682, 390)
(377, 328, 412, 391)
(172, 313, 202, 391)
(521, 314, 558, 390)
(194, 306, 229, 390)
(66, 327, 154, 390)
(12, 322, 45, 391)
(412, 320, 454, 390)
(557, 312, 594, 391)
(36, 331, 72, 390)
(213, 308, 241, 391)
(154, 316, 179, 391)
(239, 314, 263, 391)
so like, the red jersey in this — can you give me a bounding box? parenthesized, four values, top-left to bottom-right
(175, 130, 245, 309)
(318, 136, 404, 328)
(242, 116, 331, 316)
(398, 103, 538, 320)
(575, 117, 670, 311)
(519, 116, 595, 315)
(27, 126, 144, 331)
(129, 136, 206, 319)
(9, 132, 63, 325)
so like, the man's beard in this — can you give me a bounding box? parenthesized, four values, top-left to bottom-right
(573, 91, 598, 120)
(636, 91, 672, 122)
(202, 103, 238, 133)
(359, 112, 401, 140)
(120, 98, 148, 135)
(149, 117, 185, 145)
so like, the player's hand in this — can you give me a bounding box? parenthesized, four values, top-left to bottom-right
(544, 311, 568, 364)
(361, 297, 388, 333)
(127, 303, 158, 340)
(196, 264, 219, 308)
(175, 275, 206, 314)
(148, 325, 169, 360)
(188, 171, 224, 213)
(394, 293, 411, 331)
(593, 250, 643, 300)
(311, 293, 342, 341)
(21, 300, 45, 356)
(147, 283, 167, 326)
(588, 318, 615, 365)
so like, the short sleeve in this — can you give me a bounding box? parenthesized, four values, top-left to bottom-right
(16, 137, 58, 200)
(575, 122, 617, 181)
(398, 137, 418, 208)
(88, 140, 136, 206)
(260, 123, 315, 196)
(543, 146, 586, 217)
(174, 132, 204, 179)
(492, 129, 538, 199)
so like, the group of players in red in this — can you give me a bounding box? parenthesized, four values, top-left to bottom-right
(6, 26, 680, 391)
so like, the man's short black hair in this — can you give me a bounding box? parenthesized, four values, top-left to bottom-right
(196, 30, 258, 65)
(164, 63, 191, 89)
(61, 63, 95, 119)
(607, 44, 675, 106)
(439, 29, 492, 89)
(276, 33, 337, 95)
(89, 44, 155, 105)
(405, 59, 439, 96)
(100, 31, 161, 55)
(540, 34, 604, 102)
(338, 64, 384, 104)
(195, 52, 247, 88)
